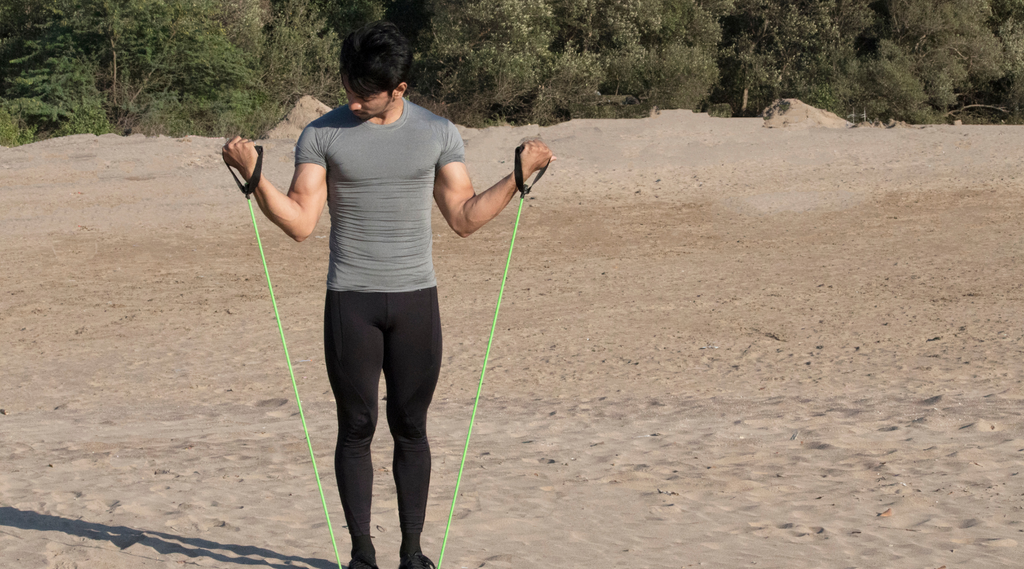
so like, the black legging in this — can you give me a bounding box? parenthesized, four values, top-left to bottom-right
(323, 287, 442, 537)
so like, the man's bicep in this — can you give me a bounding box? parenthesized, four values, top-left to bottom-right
(433, 161, 474, 214)
(290, 162, 329, 212)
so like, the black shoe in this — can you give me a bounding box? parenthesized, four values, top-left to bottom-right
(348, 554, 380, 569)
(398, 552, 436, 569)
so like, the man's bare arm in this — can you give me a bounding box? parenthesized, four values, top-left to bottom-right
(434, 140, 554, 237)
(222, 136, 328, 242)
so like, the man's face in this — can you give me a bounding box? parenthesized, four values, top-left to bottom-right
(343, 77, 402, 121)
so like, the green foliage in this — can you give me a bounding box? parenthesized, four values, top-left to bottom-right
(385, 0, 433, 46)
(0, 106, 36, 146)
(216, 0, 266, 53)
(0, 0, 262, 137)
(716, 0, 874, 115)
(137, 89, 281, 137)
(531, 49, 603, 123)
(418, 0, 556, 124)
(605, 42, 718, 109)
(879, 0, 1003, 114)
(259, 0, 344, 112)
(981, 0, 1024, 115)
(94, 0, 256, 132)
(5, 0, 1024, 140)
(707, 102, 733, 117)
(312, 0, 385, 39)
(7, 52, 110, 135)
(418, 0, 724, 125)
(53, 101, 114, 136)
(857, 39, 934, 122)
(555, 0, 724, 108)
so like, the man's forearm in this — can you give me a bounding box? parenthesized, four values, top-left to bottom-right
(455, 173, 519, 236)
(434, 140, 552, 238)
(250, 175, 315, 241)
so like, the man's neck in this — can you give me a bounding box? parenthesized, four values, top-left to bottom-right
(367, 97, 405, 125)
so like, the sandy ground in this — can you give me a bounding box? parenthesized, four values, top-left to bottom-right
(2, 110, 1023, 569)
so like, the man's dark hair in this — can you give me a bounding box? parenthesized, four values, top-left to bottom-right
(341, 21, 413, 98)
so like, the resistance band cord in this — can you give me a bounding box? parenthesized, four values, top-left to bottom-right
(437, 145, 549, 569)
(229, 148, 344, 569)
(230, 143, 548, 569)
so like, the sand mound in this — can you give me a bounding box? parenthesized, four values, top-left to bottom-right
(762, 98, 850, 129)
(264, 95, 333, 140)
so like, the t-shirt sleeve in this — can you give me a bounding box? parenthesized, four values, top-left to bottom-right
(436, 120, 465, 168)
(295, 124, 327, 169)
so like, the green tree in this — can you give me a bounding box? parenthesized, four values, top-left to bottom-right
(553, 0, 725, 110)
(853, 0, 1004, 121)
(0, 0, 112, 135)
(0, 0, 267, 137)
(980, 0, 1024, 120)
(259, 0, 345, 109)
(0, 107, 36, 146)
(311, 0, 385, 39)
(418, 0, 557, 124)
(531, 48, 603, 122)
(716, 0, 874, 116)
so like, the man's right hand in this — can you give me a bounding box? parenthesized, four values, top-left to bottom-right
(222, 136, 259, 180)
(518, 139, 556, 178)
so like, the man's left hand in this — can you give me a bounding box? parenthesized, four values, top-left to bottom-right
(519, 139, 556, 178)
(222, 136, 259, 180)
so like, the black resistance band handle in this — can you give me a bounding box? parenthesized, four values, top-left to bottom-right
(514, 144, 549, 198)
(227, 145, 263, 199)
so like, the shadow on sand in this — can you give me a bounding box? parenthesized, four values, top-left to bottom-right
(0, 506, 338, 568)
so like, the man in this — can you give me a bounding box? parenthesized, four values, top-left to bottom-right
(222, 20, 554, 569)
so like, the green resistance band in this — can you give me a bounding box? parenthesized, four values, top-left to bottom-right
(232, 148, 343, 569)
(438, 147, 548, 569)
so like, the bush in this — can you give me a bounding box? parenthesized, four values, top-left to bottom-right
(707, 102, 732, 117)
(857, 40, 936, 123)
(604, 43, 717, 110)
(531, 49, 602, 124)
(418, 0, 555, 125)
(53, 101, 113, 137)
(136, 89, 281, 138)
(653, 43, 719, 109)
(259, 0, 345, 109)
(884, 0, 1003, 113)
(715, 0, 876, 117)
(6, 52, 110, 135)
(0, 107, 36, 146)
(9, 0, 1024, 138)
(992, 1, 1024, 113)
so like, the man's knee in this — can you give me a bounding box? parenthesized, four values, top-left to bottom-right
(386, 404, 428, 441)
(339, 410, 377, 447)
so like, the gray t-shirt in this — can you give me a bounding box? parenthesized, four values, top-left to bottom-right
(295, 100, 465, 292)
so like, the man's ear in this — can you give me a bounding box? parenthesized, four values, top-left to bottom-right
(392, 82, 408, 99)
